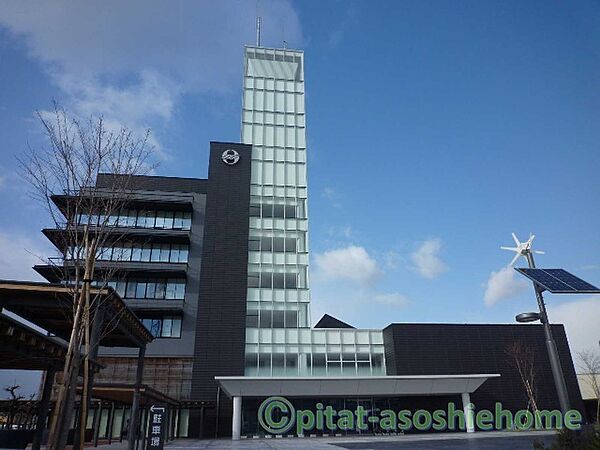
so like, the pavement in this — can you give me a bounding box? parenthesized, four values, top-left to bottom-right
(87, 430, 556, 449)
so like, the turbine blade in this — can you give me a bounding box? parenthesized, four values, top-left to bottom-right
(512, 233, 520, 246)
(534, 250, 545, 255)
(500, 246, 518, 251)
(509, 252, 521, 266)
(530, 234, 535, 242)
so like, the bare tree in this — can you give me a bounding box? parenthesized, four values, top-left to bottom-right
(577, 350, 600, 424)
(506, 341, 539, 413)
(18, 103, 154, 450)
(2, 385, 35, 430)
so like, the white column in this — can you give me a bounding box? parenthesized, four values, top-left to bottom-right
(461, 392, 475, 433)
(232, 396, 242, 440)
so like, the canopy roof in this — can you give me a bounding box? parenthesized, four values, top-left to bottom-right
(76, 383, 179, 406)
(0, 280, 152, 348)
(215, 374, 501, 398)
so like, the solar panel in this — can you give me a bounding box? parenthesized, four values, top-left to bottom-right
(515, 268, 600, 294)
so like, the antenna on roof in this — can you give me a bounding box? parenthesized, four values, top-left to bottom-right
(256, 16, 262, 47)
(283, 40, 288, 49)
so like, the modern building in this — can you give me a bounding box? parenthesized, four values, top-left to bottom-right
(26, 44, 586, 442)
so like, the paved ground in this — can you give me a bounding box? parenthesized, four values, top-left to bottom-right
(88, 431, 556, 450)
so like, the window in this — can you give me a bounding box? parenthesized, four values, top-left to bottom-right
(182, 212, 192, 230)
(249, 237, 260, 251)
(260, 272, 272, 288)
(246, 310, 259, 328)
(150, 245, 161, 262)
(273, 205, 285, 218)
(285, 205, 296, 219)
(272, 238, 285, 252)
(126, 280, 137, 299)
(159, 243, 170, 263)
(261, 237, 272, 252)
(248, 272, 260, 288)
(163, 211, 174, 229)
(174, 212, 184, 229)
(173, 280, 186, 299)
(272, 310, 285, 328)
(135, 281, 147, 299)
(140, 244, 151, 262)
(140, 316, 182, 338)
(284, 238, 296, 252)
(285, 273, 297, 289)
(155, 280, 166, 300)
(272, 273, 285, 289)
(145, 280, 156, 299)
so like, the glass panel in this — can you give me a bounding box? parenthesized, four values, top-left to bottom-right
(259, 310, 271, 328)
(284, 238, 296, 252)
(174, 281, 186, 299)
(285, 205, 296, 218)
(155, 280, 166, 300)
(285, 273, 297, 289)
(150, 319, 161, 337)
(178, 246, 189, 263)
(165, 280, 176, 300)
(141, 244, 151, 262)
(146, 280, 156, 299)
(260, 272, 272, 288)
(248, 273, 260, 288)
(126, 280, 137, 299)
(162, 318, 173, 337)
(272, 273, 285, 289)
(272, 310, 285, 328)
(163, 211, 174, 229)
(182, 212, 192, 230)
(284, 310, 297, 328)
(272, 238, 284, 252)
(150, 245, 161, 262)
(261, 237, 272, 252)
(246, 311, 259, 328)
(159, 244, 170, 263)
(171, 318, 182, 338)
(135, 282, 146, 299)
(248, 237, 260, 251)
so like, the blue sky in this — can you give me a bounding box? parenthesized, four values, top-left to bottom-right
(1, 1, 599, 392)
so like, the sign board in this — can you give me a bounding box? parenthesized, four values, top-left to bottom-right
(146, 404, 167, 450)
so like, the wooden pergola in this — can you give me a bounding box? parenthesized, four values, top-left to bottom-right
(0, 280, 153, 450)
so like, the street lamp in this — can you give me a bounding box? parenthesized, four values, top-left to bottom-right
(515, 312, 541, 323)
(501, 233, 571, 413)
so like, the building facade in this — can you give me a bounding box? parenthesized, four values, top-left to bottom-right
(31, 44, 586, 440)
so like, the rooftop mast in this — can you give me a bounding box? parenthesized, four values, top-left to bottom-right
(256, 16, 262, 47)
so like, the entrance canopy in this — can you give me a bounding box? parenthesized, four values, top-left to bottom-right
(215, 374, 501, 398)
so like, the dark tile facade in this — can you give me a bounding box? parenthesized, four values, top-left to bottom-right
(383, 323, 586, 426)
(189, 142, 253, 437)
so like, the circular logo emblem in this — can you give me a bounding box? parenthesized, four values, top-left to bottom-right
(258, 396, 296, 435)
(221, 149, 240, 165)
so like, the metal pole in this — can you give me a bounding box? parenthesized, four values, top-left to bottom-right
(525, 252, 571, 413)
(215, 387, 221, 438)
(32, 367, 56, 450)
(128, 345, 146, 450)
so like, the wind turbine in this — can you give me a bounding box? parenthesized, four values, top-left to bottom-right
(500, 233, 545, 267)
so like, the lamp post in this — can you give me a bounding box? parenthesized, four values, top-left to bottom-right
(518, 251, 571, 414)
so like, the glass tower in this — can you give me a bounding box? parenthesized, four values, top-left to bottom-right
(241, 46, 385, 377)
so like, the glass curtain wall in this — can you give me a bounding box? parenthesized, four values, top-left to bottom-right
(242, 46, 385, 377)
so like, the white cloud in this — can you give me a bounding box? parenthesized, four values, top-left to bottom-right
(483, 266, 529, 306)
(314, 245, 381, 286)
(0, 232, 47, 281)
(411, 238, 448, 279)
(548, 297, 600, 359)
(0, 1, 302, 154)
(322, 187, 342, 208)
(373, 292, 410, 307)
